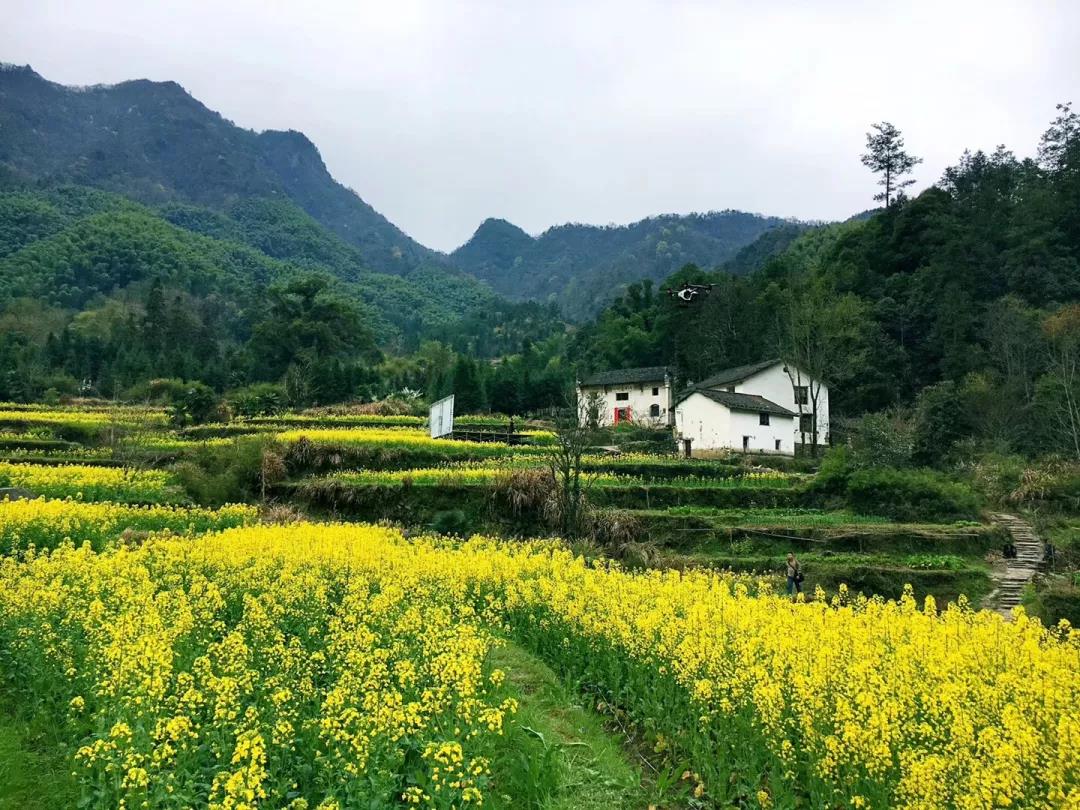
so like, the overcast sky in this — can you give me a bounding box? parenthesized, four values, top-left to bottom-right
(3, 1, 1077, 251)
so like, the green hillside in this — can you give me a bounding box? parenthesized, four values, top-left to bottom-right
(0, 183, 563, 401)
(452, 210, 795, 319)
(0, 65, 435, 275)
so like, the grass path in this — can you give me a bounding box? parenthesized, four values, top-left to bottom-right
(0, 710, 78, 809)
(488, 642, 646, 809)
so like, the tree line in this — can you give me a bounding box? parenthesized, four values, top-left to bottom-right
(571, 104, 1080, 460)
(1, 103, 1078, 460)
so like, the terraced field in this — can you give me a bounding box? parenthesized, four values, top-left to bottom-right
(0, 401, 1073, 808)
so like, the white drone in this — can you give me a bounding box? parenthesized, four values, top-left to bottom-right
(665, 283, 714, 304)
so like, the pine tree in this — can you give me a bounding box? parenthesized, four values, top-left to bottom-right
(861, 122, 922, 206)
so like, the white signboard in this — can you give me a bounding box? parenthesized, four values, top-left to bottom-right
(429, 394, 455, 438)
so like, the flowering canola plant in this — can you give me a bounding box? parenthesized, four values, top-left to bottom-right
(0, 462, 179, 503)
(0, 522, 1077, 808)
(0, 497, 257, 553)
(276, 428, 548, 458)
(0, 525, 517, 809)
(0, 406, 168, 430)
(320, 459, 793, 490)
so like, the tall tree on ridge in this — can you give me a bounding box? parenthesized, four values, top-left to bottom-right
(861, 122, 922, 206)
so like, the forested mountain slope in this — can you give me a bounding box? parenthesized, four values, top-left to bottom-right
(0, 184, 562, 400)
(451, 210, 796, 319)
(0, 64, 802, 324)
(0, 63, 434, 275)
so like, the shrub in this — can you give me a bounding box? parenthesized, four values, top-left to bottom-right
(610, 422, 676, 455)
(844, 467, 981, 522)
(913, 381, 973, 466)
(169, 382, 224, 427)
(174, 436, 276, 506)
(1025, 576, 1080, 627)
(1005, 459, 1080, 511)
(966, 453, 1028, 504)
(851, 411, 915, 468)
(227, 383, 286, 417)
(126, 377, 189, 404)
(810, 446, 854, 496)
(491, 468, 554, 517)
(429, 509, 471, 536)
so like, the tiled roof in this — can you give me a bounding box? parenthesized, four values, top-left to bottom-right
(580, 366, 670, 386)
(694, 358, 782, 389)
(677, 388, 796, 417)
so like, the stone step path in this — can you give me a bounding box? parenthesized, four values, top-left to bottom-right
(983, 513, 1044, 618)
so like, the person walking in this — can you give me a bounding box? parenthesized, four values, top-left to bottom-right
(786, 552, 803, 598)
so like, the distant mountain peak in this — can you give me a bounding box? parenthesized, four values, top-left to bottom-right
(471, 217, 532, 241)
(0, 62, 37, 75)
(452, 218, 534, 278)
(452, 209, 797, 319)
(0, 66, 437, 275)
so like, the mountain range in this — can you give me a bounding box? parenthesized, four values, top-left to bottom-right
(0, 63, 802, 323)
(451, 211, 798, 319)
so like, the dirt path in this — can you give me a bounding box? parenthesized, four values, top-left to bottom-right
(983, 513, 1044, 618)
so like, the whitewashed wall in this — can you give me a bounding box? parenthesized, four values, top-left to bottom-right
(674, 393, 730, 449)
(730, 364, 830, 446)
(577, 380, 673, 426)
(727, 409, 796, 454)
(674, 392, 795, 454)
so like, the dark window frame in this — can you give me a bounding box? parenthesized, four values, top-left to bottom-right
(759, 412, 770, 425)
(795, 386, 809, 405)
(649, 403, 661, 418)
(615, 392, 629, 401)
(799, 413, 815, 434)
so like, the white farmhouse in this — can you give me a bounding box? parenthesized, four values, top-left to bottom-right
(674, 389, 796, 454)
(576, 366, 674, 426)
(674, 359, 830, 455)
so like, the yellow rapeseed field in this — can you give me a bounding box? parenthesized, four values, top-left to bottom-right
(0, 497, 257, 552)
(0, 521, 1076, 808)
(0, 406, 168, 430)
(0, 461, 179, 502)
(276, 428, 548, 458)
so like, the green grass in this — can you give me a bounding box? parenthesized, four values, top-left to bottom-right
(655, 506, 891, 525)
(0, 711, 79, 809)
(488, 643, 643, 810)
(672, 549, 980, 572)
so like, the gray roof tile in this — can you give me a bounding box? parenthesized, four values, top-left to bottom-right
(580, 366, 671, 386)
(694, 358, 782, 389)
(677, 388, 796, 417)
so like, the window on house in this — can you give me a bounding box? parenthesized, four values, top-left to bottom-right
(742, 436, 750, 451)
(775, 439, 782, 451)
(759, 413, 770, 426)
(615, 392, 629, 401)
(799, 414, 815, 434)
(795, 386, 809, 405)
(649, 404, 660, 418)
(652, 387, 659, 396)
